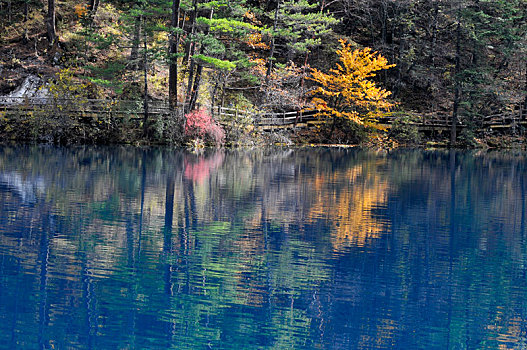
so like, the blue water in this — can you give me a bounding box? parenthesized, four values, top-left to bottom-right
(1, 146, 527, 349)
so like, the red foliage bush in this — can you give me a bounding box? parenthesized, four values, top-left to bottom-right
(184, 109, 225, 146)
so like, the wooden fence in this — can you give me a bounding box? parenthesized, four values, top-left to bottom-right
(217, 107, 318, 130)
(0, 97, 173, 118)
(2, 97, 526, 132)
(219, 106, 527, 132)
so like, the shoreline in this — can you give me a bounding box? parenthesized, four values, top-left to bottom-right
(1, 137, 526, 151)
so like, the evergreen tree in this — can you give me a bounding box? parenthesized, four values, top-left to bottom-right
(264, 0, 338, 81)
(182, 0, 263, 112)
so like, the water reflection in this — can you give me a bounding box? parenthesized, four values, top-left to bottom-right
(0, 146, 527, 349)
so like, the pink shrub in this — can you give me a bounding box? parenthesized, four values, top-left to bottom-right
(184, 110, 225, 146)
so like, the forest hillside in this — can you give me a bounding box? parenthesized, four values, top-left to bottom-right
(1, 0, 526, 146)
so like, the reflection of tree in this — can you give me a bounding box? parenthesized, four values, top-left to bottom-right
(183, 151, 225, 184)
(2, 147, 527, 348)
(205, 149, 390, 252)
(303, 160, 389, 250)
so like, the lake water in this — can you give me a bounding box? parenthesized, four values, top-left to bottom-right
(1, 146, 526, 349)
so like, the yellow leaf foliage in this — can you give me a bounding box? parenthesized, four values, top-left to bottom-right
(309, 39, 395, 128)
(244, 33, 270, 50)
(249, 57, 267, 76)
(75, 4, 88, 18)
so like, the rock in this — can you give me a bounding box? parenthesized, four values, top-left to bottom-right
(53, 51, 61, 65)
(0, 75, 49, 105)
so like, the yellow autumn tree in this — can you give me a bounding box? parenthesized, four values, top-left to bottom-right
(309, 40, 395, 133)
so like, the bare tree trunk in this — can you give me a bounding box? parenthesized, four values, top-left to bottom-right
(368, 9, 375, 46)
(183, 0, 199, 113)
(7, 0, 11, 22)
(22, 1, 29, 44)
(300, 51, 309, 91)
(142, 16, 149, 137)
(265, 0, 280, 84)
(87, 0, 100, 14)
(169, 0, 181, 110)
(380, 1, 387, 45)
(211, 78, 220, 116)
(183, 0, 198, 66)
(188, 64, 202, 111)
(429, 2, 439, 65)
(130, 17, 141, 71)
(87, 0, 100, 20)
(46, 0, 56, 45)
(524, 61, 527, 116)
(393, 5, 406, 98)
(220, 79, 226, 109)
(451, 21, 461, 146)
(327, 114, 337, 142)
(184, 61, 196, 113)
(186, 8, 213, 113)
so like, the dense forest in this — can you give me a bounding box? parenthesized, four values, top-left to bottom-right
(0, 0, 526, 146)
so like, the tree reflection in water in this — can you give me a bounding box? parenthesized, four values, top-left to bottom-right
(0, 146, 526, 349)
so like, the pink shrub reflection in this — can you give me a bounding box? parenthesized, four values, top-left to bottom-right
(184, 152, 225, 184)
